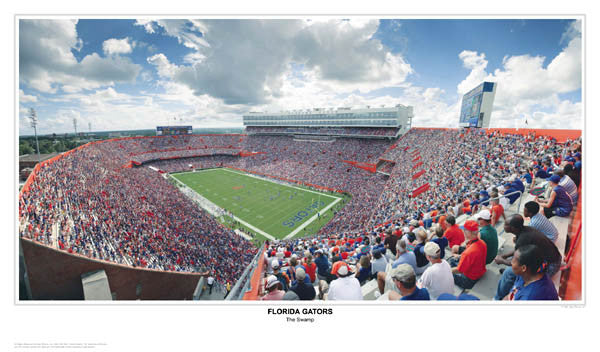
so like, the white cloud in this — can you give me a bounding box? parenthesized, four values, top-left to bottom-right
(456, 21, 582, 129)
(19, 89, 37, 103)
(146, 19, 412, 105)
(102, 37, 134, 55)
(134, 19, 156, 34)
(19, 20, 142, 94)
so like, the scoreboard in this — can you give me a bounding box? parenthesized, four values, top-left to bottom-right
(156, 126, 193, 136)
(459, 82, 496, 128)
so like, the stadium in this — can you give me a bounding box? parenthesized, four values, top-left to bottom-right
(18, 96, 583, 301)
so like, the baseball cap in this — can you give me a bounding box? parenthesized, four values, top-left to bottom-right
(424, 242, 441, 257)
(271, 259, 280, 269)
(548, 175, 561, 184)
(565, 156, 575, 162)
(463, 220, 479, 232)
(390, 263, 415, 282)
(476, 209, 491, 221)
(296, 267, 306, 281)
(331, 261, 351, 276)
(265, 275, 279, 289)
(574, 152, 581, 158)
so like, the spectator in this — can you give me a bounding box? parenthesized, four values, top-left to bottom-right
(314, 249, 335, 283)
(261, 275, 285, 301)
(536, 175, 573, 218)
(554, 169, 578, 206)
(418, 242, 454, 299)
(444, 216, 465, 250)
(476, 209, 498, 265)
(494, 215, 561, 300)
(355, 255, 372, 285)
(523, 201, 559, 243)
(370, 249, 388, 279)
(413, 229, 430, 275)
(391, 239, 417, 271)
(429, 225, 448, 260)
(383, 229, 399, 261)
(448, 220, 487, 289)
(327, 262, 363, 300)
(289, 268, 316, 300)
(388, 264, 430, 301)
(506, 245, 559, 300)
(302, 254, 317, 283)
(488, 196, 505, 227)
(271, 260, 290, 291)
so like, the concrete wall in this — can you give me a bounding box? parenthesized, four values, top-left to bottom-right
(20, 238, 202, 300)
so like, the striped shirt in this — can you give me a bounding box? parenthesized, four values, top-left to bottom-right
(559, 175, 578, 205)
(529, 213, 559, 242)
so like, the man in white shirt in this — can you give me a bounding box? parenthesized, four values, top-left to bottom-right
(207, 275, 215, 295)
(327, 262, 363, 301)
(417, 242, 454, 299)
(497, 186, 510, 211)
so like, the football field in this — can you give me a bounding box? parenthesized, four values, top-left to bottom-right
(171, 168, 344, 241)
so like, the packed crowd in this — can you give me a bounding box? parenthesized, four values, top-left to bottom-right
(19, 137, 257, 284)
(19, 128, 581, 294)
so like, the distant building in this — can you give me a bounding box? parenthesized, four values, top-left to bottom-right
(19, 153, 59, 180)
(243, 105, 413, 133)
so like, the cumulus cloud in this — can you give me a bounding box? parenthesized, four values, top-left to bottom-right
(146, 19, 412, 105)
(456, 20, 582, 129)
(134, 19, 156, 34)
(19, 89, 37, 103)
(102, 37, 134, 55)
(19, 20, 142, 93)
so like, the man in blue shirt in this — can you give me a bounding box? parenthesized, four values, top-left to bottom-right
(314, 250, 336, 283)
(388, 264, 430, 301)
(524, 201, 559, 242)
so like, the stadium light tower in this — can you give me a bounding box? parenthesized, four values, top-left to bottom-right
(28, 108, 41, 160)
(88, 122, 92, 135)
(73, 118, 78, 137)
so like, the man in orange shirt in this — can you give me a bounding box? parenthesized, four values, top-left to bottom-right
(489, 196, 505, 226)
(448, 220, 487, 289)
(443, 216, 465, 250)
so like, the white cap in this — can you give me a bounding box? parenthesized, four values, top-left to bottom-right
(424, 242, 441, 257)
(271, 259, 280, 269)
(266, 275, 279, 289)
(476, 209, 491, 221)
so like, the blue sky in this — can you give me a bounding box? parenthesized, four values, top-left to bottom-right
(18, 18, 582, 135)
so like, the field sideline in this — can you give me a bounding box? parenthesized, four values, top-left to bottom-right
(171, 168, 343, 241)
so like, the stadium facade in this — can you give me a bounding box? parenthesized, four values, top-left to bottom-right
(243, 105, 413, 134)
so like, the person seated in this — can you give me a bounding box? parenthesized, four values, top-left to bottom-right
(554, 168, 578, 206)
(535, 175, 573, 218)
(476, 209, 498, 265)
(443, 216, 465, 250)
(523, 201, 559, 243)
(271, 260, 290, 291)
(327, 262, 363, 300)
(355, 255, 372, 285)
(506, 245, 559, 301)
(488, 196, 505, 227)
(302, 254, 317, 283)
(314, 249, 336, 283)
(388, 264, 430, 301)
(437, 292, 479, 300)
(429, 224, 448, 259)
(493, 215, 561, 300)
(413, 229, 430, 275)
(370, 249, 388, 279)
(448, 220, 487, 289)
(417, 242, 454, 299)
(261, 275, 285, 301)
(289, 268, 316, 300)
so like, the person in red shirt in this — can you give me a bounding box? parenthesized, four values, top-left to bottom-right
(443, 216, 465, 250)
(489, 196, 505, 226)
(448, 220, 487, 289)
(302, 254, 317, 283)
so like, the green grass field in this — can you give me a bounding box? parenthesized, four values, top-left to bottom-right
(171, 168, 345, 242)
